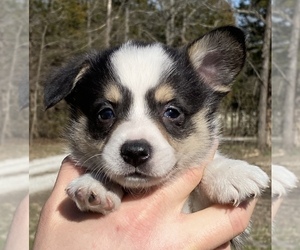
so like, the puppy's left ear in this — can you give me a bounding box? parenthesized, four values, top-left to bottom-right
(187, 26, 246, 93)
(44, 56, 90, 109)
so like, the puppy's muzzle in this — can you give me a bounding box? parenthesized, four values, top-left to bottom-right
(120, 139, 152, 167)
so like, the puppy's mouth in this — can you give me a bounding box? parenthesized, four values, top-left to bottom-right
(125, 172, 147, 178)
(124, 169, 158, 181)
(113, 169, 164, 188)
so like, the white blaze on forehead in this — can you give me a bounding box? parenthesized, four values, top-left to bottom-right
(111, 42, 174, 117)
(111, 42, 173, 91)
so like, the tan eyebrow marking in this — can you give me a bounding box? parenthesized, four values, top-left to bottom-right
(104, 84, 122, 103)
(154, 84, 175, 103)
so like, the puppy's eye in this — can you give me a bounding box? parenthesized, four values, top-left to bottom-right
(98, 107, 115, 120)
(164, 107, 181, 119)
(163, 106, 184, 127)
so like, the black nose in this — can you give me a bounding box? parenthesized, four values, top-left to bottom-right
(120, 139, 152, 167)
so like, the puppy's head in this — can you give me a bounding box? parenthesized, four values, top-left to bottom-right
(45, 26, 245, 188)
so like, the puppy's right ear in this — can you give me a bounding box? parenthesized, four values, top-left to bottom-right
(187, 26, 246, 93)
(44, 56, 90, 109)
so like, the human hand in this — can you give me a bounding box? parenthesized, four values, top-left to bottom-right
(33, 142, 257, 250)
(4, 195, 29, 250)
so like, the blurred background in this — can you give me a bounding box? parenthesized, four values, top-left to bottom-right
(272, 0, 300, 249)
(1, 0, 299, 249)
(0, 0, 29, 249)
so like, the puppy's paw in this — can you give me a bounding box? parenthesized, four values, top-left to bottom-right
(272, 164, 297, 198)
(66, 173, 123, 214)
(202, 157, 269, 206)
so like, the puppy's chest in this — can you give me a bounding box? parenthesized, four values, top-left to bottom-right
(182, 186, 212, 213)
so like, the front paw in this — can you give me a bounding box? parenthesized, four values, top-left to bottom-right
(202, 159, 269, 206)
(66, 174, 123, 214)
(272, 164, 297, 198)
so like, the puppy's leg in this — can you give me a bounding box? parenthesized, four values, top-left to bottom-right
(66, 173, 123, 214)
(200, 153, 269, 206)
(199, 153, 269, 249)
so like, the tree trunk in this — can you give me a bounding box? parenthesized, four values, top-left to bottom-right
(257, 3, 271, 149)
(105, 0, 112, 48)
(0, 26, 4, 144)
(87, 0, 92, 48)
(165, 0, 175, 46)
(124, 2, 130, 41)
(181, 9, 187, 44)
(282, 0, 300, 148)
(1, 25, 23, 144)
(30, 25, 47, 142)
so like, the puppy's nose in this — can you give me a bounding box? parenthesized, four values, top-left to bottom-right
(120, 139, 152, 167)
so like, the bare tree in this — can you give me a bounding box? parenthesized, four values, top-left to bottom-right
(124, 2, 130, 41)
(257, 3, 271, 149)
(30, 25, 47, 142)
(1, 25, 23, 144)
(282, 0, 300, 148)
(87, 0, 93, 48)
(105, 0, 112, 47)
(165, 0, 175, 46)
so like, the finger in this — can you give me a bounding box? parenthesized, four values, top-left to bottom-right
(182, 199, 257, 250)
(160, 139, 219, 205)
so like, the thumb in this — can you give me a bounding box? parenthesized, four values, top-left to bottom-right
(161, 139, 219, 206)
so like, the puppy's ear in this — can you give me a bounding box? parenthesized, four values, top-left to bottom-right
(44, 56, 90, 109)
(187, 26, 246, 93)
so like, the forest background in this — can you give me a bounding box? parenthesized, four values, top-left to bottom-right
(28, 0, 275, 149)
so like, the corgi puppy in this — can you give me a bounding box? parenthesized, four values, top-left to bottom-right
(45, 26, 269, 249)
